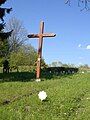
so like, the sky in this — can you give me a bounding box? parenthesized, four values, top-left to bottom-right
(3, 0, 90, 66)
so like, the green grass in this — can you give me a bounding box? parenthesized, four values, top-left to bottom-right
(0, 73, 90, 120)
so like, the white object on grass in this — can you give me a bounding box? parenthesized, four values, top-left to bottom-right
(36, 79, 41, 82)
(82, 71, 84, 74)
(38, 91, 47, 101)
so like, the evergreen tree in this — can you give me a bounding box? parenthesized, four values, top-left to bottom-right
(0, 0, 12, 58)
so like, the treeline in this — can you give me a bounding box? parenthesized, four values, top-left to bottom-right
(0, 43, 47, 72)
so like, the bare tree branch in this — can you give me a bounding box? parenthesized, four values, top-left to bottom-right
(65, 0, 90, 11)
(65, 0, 71, 5)
(6, 17, 28, 52)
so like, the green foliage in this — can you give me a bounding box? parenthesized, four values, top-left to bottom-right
(0, 38, 9, 58)
(0, 73, 90, 119)
(0, 58, 3, 67)
(9, 45, 37, 68)
(0, 0, 12, 66)
(9, 44, 47, 71)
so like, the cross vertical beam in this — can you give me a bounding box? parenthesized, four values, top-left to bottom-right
(37, 21, 44, 79)
(28, 21, 56, 80)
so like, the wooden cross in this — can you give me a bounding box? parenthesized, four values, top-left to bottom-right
(28, 21, 56, 80)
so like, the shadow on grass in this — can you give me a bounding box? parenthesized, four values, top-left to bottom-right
(0, 72, 57, 82)
(0, 72, 36, 82)
(41, 70, 77, 80)
(0, 71, 77, 82)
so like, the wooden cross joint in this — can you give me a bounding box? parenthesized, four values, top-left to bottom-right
(28, 33, 56, 38)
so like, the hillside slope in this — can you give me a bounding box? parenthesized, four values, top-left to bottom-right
(0, 73, 90, 120)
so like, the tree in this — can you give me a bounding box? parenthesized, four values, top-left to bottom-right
(6, 17, 28, 53)
(9, 44, 38, 71)
(0, 37, 9, 57)
(9, 45, 36, 65)
(65, 0, 90, 11)
(49, 61, 63, 67)
(0, 0, 12, 41)
(79, 64, 89, 68)
(0, 0, 12, 60)
(9, 44, 47, 71)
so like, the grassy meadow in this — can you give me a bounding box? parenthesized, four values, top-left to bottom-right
(0, 72, 90, 120)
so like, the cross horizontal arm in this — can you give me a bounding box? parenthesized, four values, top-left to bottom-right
(27, 34, 39, 38)
(42, 33, 56, 37)
(27, 33, 56, 38)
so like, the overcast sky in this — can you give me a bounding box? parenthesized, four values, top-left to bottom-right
(4, 0, 90, 66)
